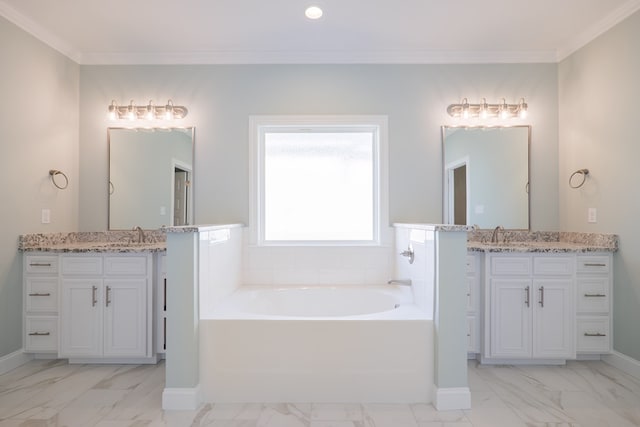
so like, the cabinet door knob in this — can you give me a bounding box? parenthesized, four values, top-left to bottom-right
(106, 286, 112, 307)
(524, 286, 530, 307)
(28, 293, 51, 297)
(28, 332, 50, 336)
(584, 332, 607, 337)
(584, 293, 606, 298)
(539, 286, 544, 308)
(92, 286, 98, 307)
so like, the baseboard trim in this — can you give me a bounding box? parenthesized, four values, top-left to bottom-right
(603, 351, 640, 380)
(433, 386, 471, 411)
(0, 349, 32, 375)
(162, 385, 202, 411)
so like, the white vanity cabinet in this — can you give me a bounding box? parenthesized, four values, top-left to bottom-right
(466, 253, 481, 354)
(23, 254, 59, 353)
(58, 254, 156, 362)
(576, 254, 612, 354)
(483, 254, 575, 362)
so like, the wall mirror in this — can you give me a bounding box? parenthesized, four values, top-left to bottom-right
(108, 127, 194, 230)
(442, 125, 530, 229)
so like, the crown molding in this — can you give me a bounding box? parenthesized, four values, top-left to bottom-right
(79, 49, 559, 65)
(0, 0, 81, 62)
(557, 0, 640, 61)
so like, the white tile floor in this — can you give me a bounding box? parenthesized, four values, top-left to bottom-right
(1, 358, 640, 426)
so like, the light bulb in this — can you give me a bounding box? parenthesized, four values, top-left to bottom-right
(479, 98, 488, 119)
(518, 99, 528, 119)
(165, 100, 174, 120)
(127, 101, 136, 121)
(145, 101, 155, 120)
(108, 101, 117, 120)
(461, 98, 470, 119)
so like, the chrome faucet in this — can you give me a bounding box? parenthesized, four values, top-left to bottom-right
(490, 225, 504, 244)
(387, 279, 412, 286)
(133, 226, 145, 243)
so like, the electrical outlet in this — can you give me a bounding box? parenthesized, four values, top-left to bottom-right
(41, 209, 51, 224)
(588, 207, 597, 223)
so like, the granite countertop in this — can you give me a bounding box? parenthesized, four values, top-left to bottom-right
(467, 231, 618, 253)
(19, 230, 167, 253)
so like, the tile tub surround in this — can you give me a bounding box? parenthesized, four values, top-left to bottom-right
(467, 230, 618, 253)
(18, 229, 167, 252)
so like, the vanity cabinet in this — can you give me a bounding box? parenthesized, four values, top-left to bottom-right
(466, 253, 481, 354)
(23, 254, 59, 353)
(59, 254, 153, 360)
(484, 254, 575, 361)
(576, 254, 612, 353)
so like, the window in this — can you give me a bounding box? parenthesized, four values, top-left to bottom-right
(250, 116, 388, 245)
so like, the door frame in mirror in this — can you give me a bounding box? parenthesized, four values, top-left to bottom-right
(108, 127, 195, 230)
(441, 125, 530, 230)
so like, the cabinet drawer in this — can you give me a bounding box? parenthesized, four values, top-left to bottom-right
(577, 278, 610, 313)
(25, 255, 58, 274)
(25, 316, 58, 352)
(61, 256, 103, 275)
(533, 256, 574, 276)
(467, 315, 479, 353)
(466, 255, 476, 274)
(490, 256, 531, 275)
(577, 317, 610, 353)
(25, 278, 58, 312)
(105, 256, 147, 275)
(577, 256, 610, 274)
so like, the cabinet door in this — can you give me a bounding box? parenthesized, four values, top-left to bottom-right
(490, 278, 532, 358)
(60, 279, 102, 357)
(103, 279, 147, 357)
(533, 279, 575, 359)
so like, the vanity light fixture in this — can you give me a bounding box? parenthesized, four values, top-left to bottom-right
(447, 97, 528, 119)
(107, 99, 188, 121)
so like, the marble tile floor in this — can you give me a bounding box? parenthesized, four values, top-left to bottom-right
(1, 358, 640, 426)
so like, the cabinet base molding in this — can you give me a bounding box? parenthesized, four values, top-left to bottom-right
(603, 351, 640, 381)
(68, 355, 159, 365)
(479, 356, 567, 365)
(432, 386, 471, 411)
(162, 385, 202, 411)
(0, 350, 32, 376)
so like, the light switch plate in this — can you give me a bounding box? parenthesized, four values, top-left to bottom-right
(588, 207, 597, 223)
(41, 209, 51, 224)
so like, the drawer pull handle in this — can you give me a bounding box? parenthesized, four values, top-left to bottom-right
(28, 332, 50, 336)
(29, 263, 52, 267)
(539, 286, 545, 308)
(584, 263, 606, 267)
(106, 286, 112, 307)
(28, 293, 51, 297)
(584, 293, 607, 298)
(524, 286, 530, 307)
(584, 332, 607, 337)
(92, 286, 98, 307)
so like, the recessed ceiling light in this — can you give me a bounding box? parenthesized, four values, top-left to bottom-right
(305, 6, 323, 20)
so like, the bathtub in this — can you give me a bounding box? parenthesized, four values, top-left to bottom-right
(199, 285, 434, 403)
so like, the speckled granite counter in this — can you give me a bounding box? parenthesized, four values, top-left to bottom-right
(467, 231, 618, 253)
(18, 230, 167, 253)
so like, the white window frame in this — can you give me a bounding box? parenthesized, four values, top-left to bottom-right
(249, 115, 389, 246)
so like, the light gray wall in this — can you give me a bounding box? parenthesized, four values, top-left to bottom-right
(79, 64, 559, 231)
(0, 17, 79, 358)
(559, 10, 640, 360)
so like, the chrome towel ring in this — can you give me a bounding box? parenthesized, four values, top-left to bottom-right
(49, 169, 69, 189)
(569, 168, 589, 189)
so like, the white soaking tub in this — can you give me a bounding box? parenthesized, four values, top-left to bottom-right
(199, 285, 433, 403)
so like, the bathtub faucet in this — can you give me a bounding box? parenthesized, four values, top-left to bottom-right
(387, 279, 412, 286)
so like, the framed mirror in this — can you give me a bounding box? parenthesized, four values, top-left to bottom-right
(442, 125, 530, 229)
(108, 127, 194, 230)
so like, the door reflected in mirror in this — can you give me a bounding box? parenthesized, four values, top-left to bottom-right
(108, 127, 194, 230)
(442, 126, 530, 230)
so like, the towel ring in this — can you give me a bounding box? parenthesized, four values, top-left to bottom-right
(49, 169, 69, 190)
(569, 168, 589, 189)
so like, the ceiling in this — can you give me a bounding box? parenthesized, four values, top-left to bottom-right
(1, 0, 639, 65)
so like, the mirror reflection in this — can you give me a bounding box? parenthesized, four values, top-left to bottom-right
(108, 127, 194, 230)
(442, 126, 530, 229)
